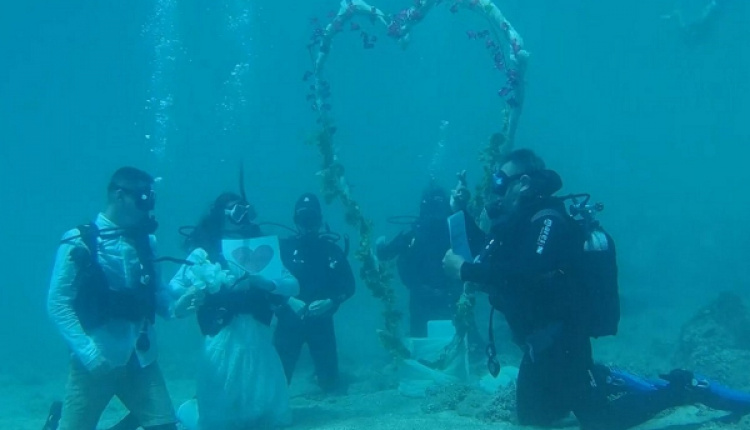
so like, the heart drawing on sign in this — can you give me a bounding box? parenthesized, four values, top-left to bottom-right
(232, 245, 274, 274)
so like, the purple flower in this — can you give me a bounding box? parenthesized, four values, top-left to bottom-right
(494, 52, 506, 70)
(387, 23, 402, 38)
(506, 69, 519, 86)
(511, 38, 521, 54)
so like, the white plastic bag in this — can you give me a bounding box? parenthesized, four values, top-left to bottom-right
(398, 320, 469, 398)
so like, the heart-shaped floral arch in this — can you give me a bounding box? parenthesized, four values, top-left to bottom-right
(303, 0, 529, 364)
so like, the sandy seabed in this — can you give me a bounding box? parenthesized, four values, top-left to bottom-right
(2, 372, 745, 430)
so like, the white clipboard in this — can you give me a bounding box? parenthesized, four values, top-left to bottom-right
(448, 211, 473, 261)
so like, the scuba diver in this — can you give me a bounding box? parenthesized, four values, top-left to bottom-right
(376, 182, 482, 349)
(273, 193, 356, 393)
(169, 184, 299, 430)
(45, 167, 197, 430)
(442, 149, 750, 429)
(81, 171, 299, 430)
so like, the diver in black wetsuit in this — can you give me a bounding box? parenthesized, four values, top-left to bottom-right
(442, 149, 750, 429)
(273, 193, 355, 393)
(375, 184, 480, 341)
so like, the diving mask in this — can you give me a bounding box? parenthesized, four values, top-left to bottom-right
(120, 187, 156, 212)
(491, 171, 524, 196)
(225, 202, 255, 224)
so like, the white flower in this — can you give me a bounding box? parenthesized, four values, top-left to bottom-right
(186, 257, 236, 294)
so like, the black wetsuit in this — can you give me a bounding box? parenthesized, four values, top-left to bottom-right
(378, 216, 464, 337)
(273, 234, 355, 391)
(461, 197, 697, 430)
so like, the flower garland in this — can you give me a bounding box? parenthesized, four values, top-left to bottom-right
(304, 0, 528, 362)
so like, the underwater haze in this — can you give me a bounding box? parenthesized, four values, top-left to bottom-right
(1, 0, 749, 429)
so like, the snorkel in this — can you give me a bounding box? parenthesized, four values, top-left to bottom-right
(229, 162, 257, 226)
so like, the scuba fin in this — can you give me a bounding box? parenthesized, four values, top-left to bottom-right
(602, 365, 750, 416)
(659, 370, 750, 415)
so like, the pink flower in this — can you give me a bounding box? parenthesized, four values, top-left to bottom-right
(511, 38, 521, 54)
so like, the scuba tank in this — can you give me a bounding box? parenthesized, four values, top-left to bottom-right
(563, 194, 620, 338)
